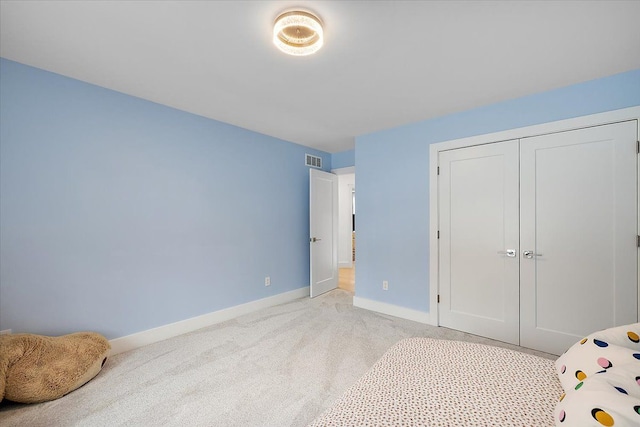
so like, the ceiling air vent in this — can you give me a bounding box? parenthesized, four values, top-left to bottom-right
(305, 154, 322, 169)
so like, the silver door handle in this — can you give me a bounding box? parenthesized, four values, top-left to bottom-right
(523, 250, 543, 259)
(310, 237, 322, 242)
(498, 249, 516, 257)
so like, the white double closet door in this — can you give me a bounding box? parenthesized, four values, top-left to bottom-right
(438, 121, 638, 355)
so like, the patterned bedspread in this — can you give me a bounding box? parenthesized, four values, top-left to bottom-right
(308, 338, 562, 427)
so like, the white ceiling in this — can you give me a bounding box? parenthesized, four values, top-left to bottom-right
(1, 1, 639, 153)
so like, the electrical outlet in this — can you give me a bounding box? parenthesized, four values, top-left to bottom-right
(0, 329, 11, 335)
(265, 276, 271, 286)
(382, 280, 388, 291)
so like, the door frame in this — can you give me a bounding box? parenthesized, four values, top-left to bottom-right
(428, 106, 640, 326)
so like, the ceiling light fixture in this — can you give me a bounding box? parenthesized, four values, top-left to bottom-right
(273, 10, 323, 56)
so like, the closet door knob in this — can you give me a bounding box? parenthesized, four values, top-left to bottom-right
(523, 250, 543, 259)
(497, 249, 516, 257)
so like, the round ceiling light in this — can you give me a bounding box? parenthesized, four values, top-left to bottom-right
(273, 10, 323, 56)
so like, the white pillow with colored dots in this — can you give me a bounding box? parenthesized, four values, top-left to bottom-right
(554, 363, 640, 426)
(553, 323, 640, 426)
(555, 323, 640, 391)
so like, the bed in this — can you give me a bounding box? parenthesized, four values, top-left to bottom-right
(309, 327, 640, 427)
(308, 337, 562, 426)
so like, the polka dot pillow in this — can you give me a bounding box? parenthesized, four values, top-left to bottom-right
(556, 323, 640, 391)
(554, 322, 640, 426)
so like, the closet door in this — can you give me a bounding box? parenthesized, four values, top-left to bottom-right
(439, 140, 520, 345)
(520, 121, 638, 355)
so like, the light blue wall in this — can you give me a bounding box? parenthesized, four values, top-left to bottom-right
(355, 69, 640, 312)
(331, 149, 355, 169)
(0, 58, 330, 339)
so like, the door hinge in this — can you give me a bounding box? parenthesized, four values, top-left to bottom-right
(637, 141, 639, 153)
(437, 230, 440, 239)
(637, 235, 640, 247)
(437, 166, 440, 175)
(437, 294, 440, 303)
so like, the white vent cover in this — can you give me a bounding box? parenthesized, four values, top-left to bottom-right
(305, 154, 322, 169)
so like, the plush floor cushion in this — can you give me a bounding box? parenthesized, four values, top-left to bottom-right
(0, 332, 110, 404)
(308, 338, 562, 427)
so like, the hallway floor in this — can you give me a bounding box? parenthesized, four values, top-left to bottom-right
(338, 264, 355, 293)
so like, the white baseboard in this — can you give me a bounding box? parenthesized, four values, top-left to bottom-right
(353, 296, 435, 325)
(109, 287, 310, 355)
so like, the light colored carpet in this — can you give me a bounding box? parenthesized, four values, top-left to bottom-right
(0, 289, 555, 426)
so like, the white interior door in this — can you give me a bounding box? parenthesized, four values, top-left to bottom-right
(310, 169, 338, 298)
(439, 140, 520, 345)
(520, 121, 638, 354)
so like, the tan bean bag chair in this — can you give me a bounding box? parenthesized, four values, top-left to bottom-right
(0, 332, 110, 403)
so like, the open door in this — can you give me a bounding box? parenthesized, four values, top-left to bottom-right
(310, 169, 338, 297)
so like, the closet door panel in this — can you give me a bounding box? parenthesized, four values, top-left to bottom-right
(520, 121, 638, 355)
(439, 140, 520, 345)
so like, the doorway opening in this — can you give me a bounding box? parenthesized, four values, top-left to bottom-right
(335, 169, 355, 293)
